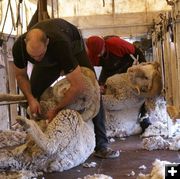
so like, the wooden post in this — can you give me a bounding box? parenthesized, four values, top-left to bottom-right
(174, 1, 180, 110)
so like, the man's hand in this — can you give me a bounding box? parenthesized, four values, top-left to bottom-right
(100, 85, 106, 94)
(46, 109, 58, 123)
(14, 65, 41, 116)
(46, 66, 85, 123)
(28, 98, 41, 116)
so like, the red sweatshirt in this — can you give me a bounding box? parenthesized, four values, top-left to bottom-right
(105, 37, 135, 57)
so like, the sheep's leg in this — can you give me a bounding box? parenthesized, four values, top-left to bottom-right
(16, 110, 82, 155)
(16, 116, 52, 153)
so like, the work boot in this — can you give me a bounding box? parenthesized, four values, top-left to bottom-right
(139, 115, 151, 133)
(94, 147, 120, 159)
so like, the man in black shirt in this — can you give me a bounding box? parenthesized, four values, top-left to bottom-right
(12, 18, 119, 159)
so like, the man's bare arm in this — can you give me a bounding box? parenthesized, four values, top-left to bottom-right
(14, 65, 33, 101)
(54, 65, 85, 113)
(14, 64, 41, 114)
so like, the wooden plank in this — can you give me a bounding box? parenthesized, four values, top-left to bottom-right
(8, 62, 19, 125)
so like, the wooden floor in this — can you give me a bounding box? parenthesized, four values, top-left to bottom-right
(41, 135, 180, 179)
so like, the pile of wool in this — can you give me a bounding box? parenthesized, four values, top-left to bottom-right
(142, 136, 170, 150)
(0, 170, 42, 179)
(142, 134, 180, 151)
(137, 159, 173, 179)
(141, 97, 171, 138)
(78, 174, 113, 179)
(0, 130, 26, 148)
(141, 97, 180, 150)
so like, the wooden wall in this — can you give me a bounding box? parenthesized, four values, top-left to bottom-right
(152, 1, 180, 111)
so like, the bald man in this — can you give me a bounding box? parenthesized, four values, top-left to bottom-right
(12, 18, 119, 159)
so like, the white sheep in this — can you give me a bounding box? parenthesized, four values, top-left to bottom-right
(103, 61, 163, 137)
(0, 67, 100, 174)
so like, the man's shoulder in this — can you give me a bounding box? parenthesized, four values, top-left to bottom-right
(33, 18, 70, 28)
(13, 33, 26, 46)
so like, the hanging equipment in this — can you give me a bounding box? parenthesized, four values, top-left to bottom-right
(0, 0, 11, 46)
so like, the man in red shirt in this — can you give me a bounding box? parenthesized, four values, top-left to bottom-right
(86, 35, 151, 133)
(86, 36, 146, 85)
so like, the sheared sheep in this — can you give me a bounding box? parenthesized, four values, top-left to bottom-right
(38, 66, 100, 122)
(103, 61, 163, 137)
(0, 67, 99, 174)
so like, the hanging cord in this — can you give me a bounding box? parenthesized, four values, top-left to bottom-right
(0, 0, 2, 23)
(16, 0, 23, 29)
(102, 0, 105, 7)
(0, 0, 15, 47)
(16, 0, 24, 36)
(166, 0, 175, 6)
(24, 0, 29, 29)
(56, 0, 59, 18)
(0, 0, 11, 46)
(9, 0, 16, 30)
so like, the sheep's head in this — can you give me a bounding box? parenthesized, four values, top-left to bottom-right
(127, 61, 162, 98)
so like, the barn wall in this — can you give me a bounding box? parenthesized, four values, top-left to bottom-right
(65, 11, 168, 38)
(0, 37, 20, 129)
(175, 1, 180, 110)
(0, 0, 171, 38)
(0, 43, 10, 130)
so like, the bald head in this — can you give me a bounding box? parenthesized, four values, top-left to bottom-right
(25, 29, 49, 61)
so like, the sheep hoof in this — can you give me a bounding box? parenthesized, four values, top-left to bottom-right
(16, 116, 30, 130)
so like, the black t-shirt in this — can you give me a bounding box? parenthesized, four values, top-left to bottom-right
(98, 46, 146, 84)
(12, 18, 89, 75)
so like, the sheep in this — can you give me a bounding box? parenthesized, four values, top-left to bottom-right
(0, 67, 100, 175)
(102, 61, 163, 137)
(37, 66, 100, 122)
